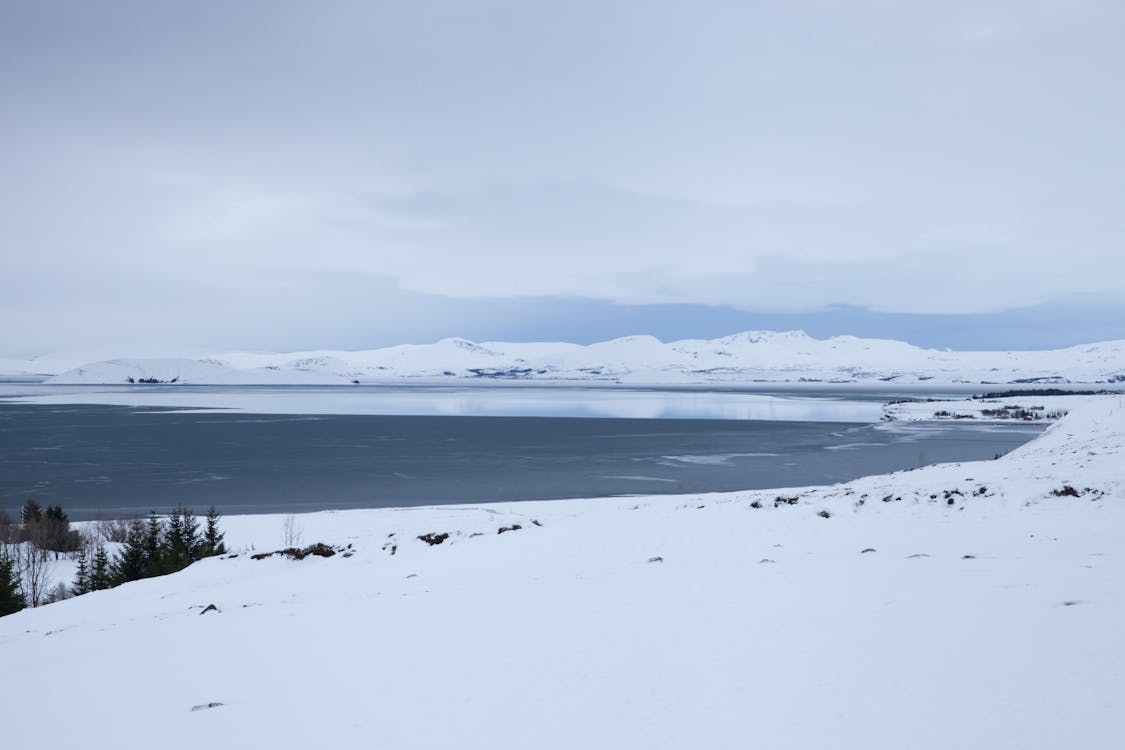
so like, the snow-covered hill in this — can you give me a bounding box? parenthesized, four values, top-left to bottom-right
(8, 331, 1125, 385)
(2, 397, 1122, 749)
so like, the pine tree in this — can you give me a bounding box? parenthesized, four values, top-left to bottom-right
(163, 505, 200, 572)
(143, 511, 163, 576)
(201, 506, 226, 557)
(41, 504, 79, 553)
(90, 546, 111, 591)
(21, 498, 43, 526)
(163, 507, 186, 571)
(111, 518, 148, 585)
(0, 549, 26, 616)
(72, 548, 90, 596)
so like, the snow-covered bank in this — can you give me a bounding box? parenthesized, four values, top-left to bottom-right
(1, 398, 1122, 749)
(4, 330, 1124, 384)
(882, 392, 1117, 423)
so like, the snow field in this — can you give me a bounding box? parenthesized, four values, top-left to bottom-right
(1, 397, 1122, 749)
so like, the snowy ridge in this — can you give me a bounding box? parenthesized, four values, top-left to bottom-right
(2, 397, 1123, 748)
(14, 330, 1125, 384)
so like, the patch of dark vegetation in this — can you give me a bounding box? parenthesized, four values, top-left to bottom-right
(497, 524, 522, 535)
(750, 500, 762, 509)
(417, 532, 450, 546)
(974, 388, 1120, 399)
(773, 495, 799, 507)
(982, 407, 1053, 420)
(887, 398, 944, 405)
(126, 376, 180, 384)
(1051, 485, 1080, 497)
(467, 367, 535, 379)
(251, 542, 338, 561)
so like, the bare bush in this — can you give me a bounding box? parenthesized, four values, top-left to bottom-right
(95, 517, 131, 544)
(4, 541, 56, 608)
(282, 514, 303, 548)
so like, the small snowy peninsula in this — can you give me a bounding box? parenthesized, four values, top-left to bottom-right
(2, 396, 1122, 749)
(6, 330, 1125, 384)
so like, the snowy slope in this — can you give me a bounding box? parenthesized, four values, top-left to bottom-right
(1, 397, 1122, 749)
(20, 330, 1125, 384)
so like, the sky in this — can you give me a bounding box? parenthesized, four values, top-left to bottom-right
(2, 0, 1124, 356)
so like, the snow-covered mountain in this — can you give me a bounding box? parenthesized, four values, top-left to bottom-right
(6, 330, 1125, 385)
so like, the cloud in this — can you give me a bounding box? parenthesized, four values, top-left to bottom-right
(1, 1, 1123, 353)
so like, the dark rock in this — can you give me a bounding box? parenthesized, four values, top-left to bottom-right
(199, 604, 220, 615)
(417, 532, 450, 546)
(647, 556, 664, 564)
(190, 702, 223, 712)
(817, 510, 831, 519)
(497, 524, 523, 535)
(251, 543, 338, 561)
(860, 548, 876, 554)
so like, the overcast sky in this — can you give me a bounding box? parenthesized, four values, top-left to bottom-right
(3, 0, 1123, 356)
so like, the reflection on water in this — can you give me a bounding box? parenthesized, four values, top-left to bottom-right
(0, 385, 887, 422)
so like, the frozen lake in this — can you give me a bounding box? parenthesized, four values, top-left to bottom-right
(0, 384, 1043, 519)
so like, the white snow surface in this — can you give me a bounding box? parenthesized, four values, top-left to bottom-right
(5, 330, 1123, 384)
(2, 397, 1123, 749)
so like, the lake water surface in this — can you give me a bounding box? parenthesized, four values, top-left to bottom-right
(0, 384, 1044, 519)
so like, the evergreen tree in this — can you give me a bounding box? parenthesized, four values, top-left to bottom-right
(21, 498, 43, 526)
(72, 548, 90, 596)
(0, 550, 26, 616)
(41, 504, 79, 553)
(163, 505, 200, 571)
(90, 546, 111, 591)
(111, 518, 148, 585)
(201, 506, 226, 557)
(143, 511, 163, 576)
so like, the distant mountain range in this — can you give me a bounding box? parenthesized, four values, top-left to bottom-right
(4, 331, 1124, 385)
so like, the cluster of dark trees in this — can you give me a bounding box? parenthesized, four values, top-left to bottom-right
(0, 554, 23, 616)
(6, 499, 82, 554)
(0, 501, 226, 617)
(74, 505, 226, 594)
